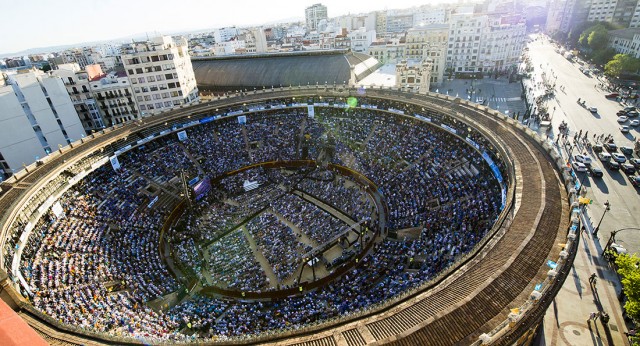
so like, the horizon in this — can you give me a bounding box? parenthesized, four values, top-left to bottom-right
(0, 0, 457, 56)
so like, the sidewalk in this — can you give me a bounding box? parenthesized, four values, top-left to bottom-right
(537, 136, 632, 346)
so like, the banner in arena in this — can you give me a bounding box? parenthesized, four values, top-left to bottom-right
(177, 130, 188, 141)
(51, 201, 65, 218)
(109, 155, 121, 171)
(307, 105, 315, 118)
(237, 115, 247, 124)
(193, 177, 212, 200)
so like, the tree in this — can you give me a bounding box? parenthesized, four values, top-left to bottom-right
(616, 253, 640, 324)
(587, 26, 609, 51)
(592, 48, 616, 66)
(605, 54, 640, 79)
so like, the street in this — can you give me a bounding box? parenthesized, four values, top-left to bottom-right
(526, 34, 640, 253)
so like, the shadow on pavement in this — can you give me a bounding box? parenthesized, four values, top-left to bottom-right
(592, 178, 609, 193)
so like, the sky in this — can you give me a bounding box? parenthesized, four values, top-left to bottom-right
(0, 0, 454, 55)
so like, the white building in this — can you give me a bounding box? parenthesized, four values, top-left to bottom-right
(306, 3, 328, 32)
(588, 0, 618, 23)
(214, 27, 239, 43)
(213, 40, 246, 55)
(0, 70, 85, 177)
(396, 59, 432, 92)
(608, 28, 640, 58)
(405, 24, 449, 85)
(366, 38, 406, 64)
(51, 63, 104, 131)
(252, 28, 268, 53)
(121, 36, 199, 116)
(413, 7, 449, 26)
(446, 13, 526, 75)
(348, 28, 376, 53)
(478, 16, 527, 74)
(91, 71, 140, 127)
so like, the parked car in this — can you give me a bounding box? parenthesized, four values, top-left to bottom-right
(624, 106, 636, 112)
(572, 162, 588, 172)
(628, 110, 639, 117)
(618, 116, 629, 123)
(606, 93, 619, 98)
(599, 152, 612, 162)
(632, 175, 640, 187)
(608, 161, 621, 170)
(574, 154, 593, 164)
(630, 158, 640, 168)
(621, 125, 630, 133)
(621, 146, 634, 155)
(604, 142, 617, 152)
(594, 143, 604, 153)
(631, 119, 640, 127)
(588, 164, 604, 178)
(618, 110, 628, 116)
(612, 153, 627, 163)
(622, 163, 637, 175)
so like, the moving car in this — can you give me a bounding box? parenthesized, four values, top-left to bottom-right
(594, 143, 604, 153)
(624, 106, 636, 112)
(622, 163, 636, 175)
(631, 119, 640, 127)
(604, 142, 617, 152)
(572, 162, 588, 172)
(618, 116, 629, 123)
(588, 164, 604, 178)
(574, 154, 593, 164)
(628, 110, 639, 117)
(606, 93, 619, 98)
(630, 158, 640, 168)
(632, 175, 640, 187)
(612, 153, 627, 163)
(589, 106, 598, 113)
(608, 161, 621, 170)
(621, 125, 630, 133)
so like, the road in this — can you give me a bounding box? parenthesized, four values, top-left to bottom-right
(527, 35, 640, 253)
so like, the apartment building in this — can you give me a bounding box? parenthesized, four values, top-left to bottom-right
(51, 63, 104, 131)
(90, 71, 139, 127)
(306, 3, 328, 32)
(0, 70, 85, 177)
(405, 24, 449, 85)
(121, 36, 199, 116)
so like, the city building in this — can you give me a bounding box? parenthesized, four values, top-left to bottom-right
(588, 0, 639, 27)
(446, 12, 526, 76)
(545, 0, 592, 35)
(366, 38, 406, 64)
(348, 28, 376, 52)
(608, 28, 640, 58)
(121, 36, 199, 116)
(395, 59, 432, 92)
(413, 7, 449, 26)
(90, 71, 140, 127)
(0, 69, 85, 177)
(630, 1, 640, 27)
(405, 24, 449, 85)
(214, 27, 239, 43)
(51, 63, 104, 132)
(306, 3, 328, 32)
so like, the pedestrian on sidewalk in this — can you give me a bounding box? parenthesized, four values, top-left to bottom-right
(589, 273, 597, 286)
(588, 311, 597, 323)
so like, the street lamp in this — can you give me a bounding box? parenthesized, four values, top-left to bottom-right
(603, 227, 640, 254)
(593, 200, 611, 238)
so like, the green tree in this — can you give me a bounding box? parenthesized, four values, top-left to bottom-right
(605, 54, 640, 79)
(616, 253, 640, 323)
(587, 26, 609, 51)
(592, 48, 616, 65)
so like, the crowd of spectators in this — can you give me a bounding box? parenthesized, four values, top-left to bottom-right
(245, 212, 305, 282)
(207, 230, 268, 291)
(14, 98, 507, 342)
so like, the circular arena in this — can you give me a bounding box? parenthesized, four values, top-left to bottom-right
(0, 87, 575, 345)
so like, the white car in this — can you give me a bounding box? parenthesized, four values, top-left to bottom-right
(599, 152, 612, 162)
(618, 116, 629, 123)
(589, 106, 598, 113)
(574, 154, 592, 165)
(631, 119, 640, 127)
(612, 153, 627, 163)
(621, 125, 630, 133)
(572, 162, 588, 172)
